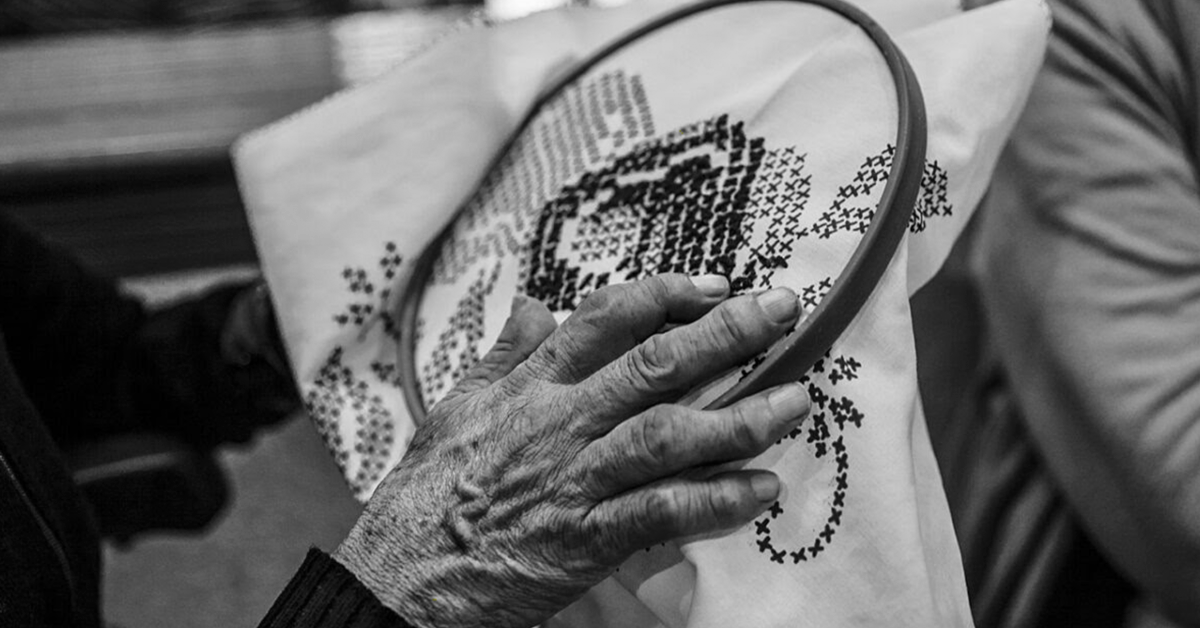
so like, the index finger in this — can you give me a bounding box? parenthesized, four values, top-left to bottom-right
(520, 273, 730, 384)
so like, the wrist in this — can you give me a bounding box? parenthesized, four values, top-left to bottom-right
(332, 510, 486, 628)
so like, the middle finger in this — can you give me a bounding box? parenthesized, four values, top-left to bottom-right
(580, 287, 800, 425)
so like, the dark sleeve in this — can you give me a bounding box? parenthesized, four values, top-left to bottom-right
(0, 210, 148, 446)
(0, 210, 295, 449)
(259, 549, 414, 628)
(970, 0, 1200, 621)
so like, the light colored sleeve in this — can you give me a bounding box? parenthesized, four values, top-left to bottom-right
(972, 0, 1200, 622)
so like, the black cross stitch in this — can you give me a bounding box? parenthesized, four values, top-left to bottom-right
(753, 352, 866, 566)
(308, 243, 410, 497)
(799, 146, 895, 239)
(303, 347, 396, 496)
(371, 360, 401, 389)
(520, 114, 810, 310)
(419, 262, 503, 405)
(304, 348, 349, 468)
(909, 160, 952, 233)
(800, 276, 833, 311)
(799, 145, 952, 240)
(332, 242, 403, 342)
(333, 267, 374, 326)
(745, 146, 810, 290)
(430, 70, 656, 288)
(830, 355, 861, 384)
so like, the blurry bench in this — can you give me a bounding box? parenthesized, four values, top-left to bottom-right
(0, 22, 339, 277)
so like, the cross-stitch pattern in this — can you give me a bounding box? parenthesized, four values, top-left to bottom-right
(313, 68, 956, 530)
(800, 145, 952, 239)
(429, 70, 657, 287)
(239, 5, 1054, 624)
(332, 241, 404, 338)
(753, 351, 865, 565)
(418, 262, 503, 403)
(305, 346, 397, 495)
(521, 114, 809, 310)
(304, 241, 405, 495)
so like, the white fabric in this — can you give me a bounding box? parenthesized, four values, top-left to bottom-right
(234, 1, 1048, 625)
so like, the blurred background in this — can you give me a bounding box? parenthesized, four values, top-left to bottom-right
(0, 0, 589, 625)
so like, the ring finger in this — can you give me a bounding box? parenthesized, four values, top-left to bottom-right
(579, 382, 809, 497)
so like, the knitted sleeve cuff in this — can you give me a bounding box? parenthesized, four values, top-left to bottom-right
(259, 548, 414, 628)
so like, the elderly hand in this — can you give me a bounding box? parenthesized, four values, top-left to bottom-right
(333, 274, 809, 628)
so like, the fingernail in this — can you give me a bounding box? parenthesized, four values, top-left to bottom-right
(690, 274, 729, 298)
(768, 383, 810, 424)
(751, 473, 780, 503)
(756, 288, 799, 323)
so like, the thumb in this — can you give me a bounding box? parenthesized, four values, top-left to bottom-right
(444, 294, 557, 401)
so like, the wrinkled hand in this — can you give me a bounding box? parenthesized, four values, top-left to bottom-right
(333, 274, 809, 628)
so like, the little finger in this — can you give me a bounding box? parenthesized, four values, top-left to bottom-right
(587, 470, 780, 559)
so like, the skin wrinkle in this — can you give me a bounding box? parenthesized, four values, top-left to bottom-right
(332, 276, 801, 628)
(635, 405, 675, 475)
(444, 508, 478, 552)
(430, 479, 602, 625)
(453, 477, 488, 514)
(630, 333, 683, 391)
(620, 281, 675, 340)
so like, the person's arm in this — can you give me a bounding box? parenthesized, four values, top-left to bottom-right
(0, 211, 148, 445)
(973, 0, 1200, 621)
(261, 275, 809, 628)
(0, 210, 296, 448)
(259, 549, 413, 628)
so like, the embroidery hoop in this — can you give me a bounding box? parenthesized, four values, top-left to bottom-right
(397, 0, 927, 418)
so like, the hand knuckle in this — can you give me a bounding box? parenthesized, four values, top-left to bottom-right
(644, 274, 682, 301)
(533, 331, 584, 381)
(579, 453, 617, 499)
(625, 489, 676, 542)
(706, 483, 746, 527)
(643, 274, 668, 293)
(578, 283, 620, 315)
(728, 406, 765, 453)
(635, 407, 677, 469)
(711, 302, 756, 348)
(628, 335, 680, 388)
(648, 488, 686, 530)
